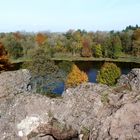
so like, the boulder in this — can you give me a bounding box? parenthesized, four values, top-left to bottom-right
(0, 69, 32, 98)
(118, 68, 140, 91)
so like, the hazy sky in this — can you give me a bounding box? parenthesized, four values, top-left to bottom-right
(0, 0, 140, 32)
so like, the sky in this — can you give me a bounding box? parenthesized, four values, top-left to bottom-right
(0, 0, 140, 32)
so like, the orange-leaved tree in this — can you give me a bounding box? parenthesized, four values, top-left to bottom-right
(13, 32, 22, 40)
(66, 64, 88, 88)
(35, 33, 46, 46)
(0, 42, 11, 70)
(81, 39, 92, 57)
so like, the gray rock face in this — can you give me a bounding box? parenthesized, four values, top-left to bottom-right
(118, 68, 140, 91)
(0, 69, 140, 140)
(0, 69, 32, 98)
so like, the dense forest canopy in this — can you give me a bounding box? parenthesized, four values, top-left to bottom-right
(0, 25, 140, 62)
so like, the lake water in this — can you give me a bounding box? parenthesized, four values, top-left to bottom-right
(53, 61, 140, 94)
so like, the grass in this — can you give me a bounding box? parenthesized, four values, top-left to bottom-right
(10, 54, 140, 64)
(81, 126, 90, 139)
(10, 57, 31, 64)
(101, 92, 109, 104)
(52, 56, 140, 64)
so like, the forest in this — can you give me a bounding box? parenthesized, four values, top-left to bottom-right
(0, 25, 140, 94)
(0, 25, 140, 64)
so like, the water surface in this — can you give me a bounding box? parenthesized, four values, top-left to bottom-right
(53, 61, 140, 94)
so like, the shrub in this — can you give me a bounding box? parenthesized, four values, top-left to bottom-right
(23, 48, 64, 94)
(66, 64, 88, 88)
(101, 92, 109, 104)
(96, 62, 121, 86)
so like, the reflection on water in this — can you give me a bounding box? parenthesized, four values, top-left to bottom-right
(53, 61, 140, 94)
(53, 82, 65, 94)
(13, 61, 140, 94)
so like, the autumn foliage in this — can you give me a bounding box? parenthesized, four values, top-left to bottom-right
(81, 39, 92, 57)
(13, 32, 23, 40)
(66, 64, 88, 88)
(35, 33, 46, 45)
(0, 42, 10, 70)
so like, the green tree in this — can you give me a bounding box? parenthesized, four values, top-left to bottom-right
(2, 35, 23, 59)
(103, 36, 113, 58)
(132, 29, 140, 56)
(93, 44, 103, 58)
(58, 61, 73, 82)
(23, 48, 63, 94)
(97, 63, 121, 86)
(58, 61, 73, 74)
(112, 35, 123, 58)
(120, 31, 133, 53)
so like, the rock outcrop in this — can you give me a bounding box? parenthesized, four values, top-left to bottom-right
(118, 68, 140, 91)
(0, 69, 31, 98)
(0, 69, 140, 140)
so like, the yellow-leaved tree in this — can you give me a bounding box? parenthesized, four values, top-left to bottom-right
(66, 64, 88, 88)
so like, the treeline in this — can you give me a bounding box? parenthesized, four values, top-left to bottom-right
(0, 25, 140, 60)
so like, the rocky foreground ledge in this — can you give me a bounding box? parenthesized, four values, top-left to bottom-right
(0, 69, 140, 140)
